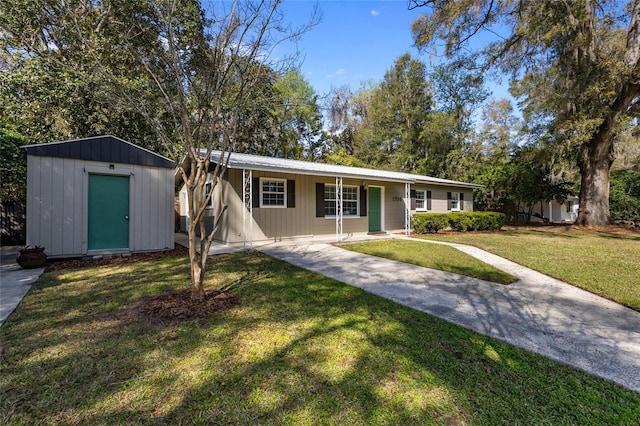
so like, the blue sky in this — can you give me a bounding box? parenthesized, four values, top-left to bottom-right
(277, 0, 424, 96)
(275, 0, 512, 103)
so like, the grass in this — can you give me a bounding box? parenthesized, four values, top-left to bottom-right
(419, 227, 640, 311)
(1, 252, 639, 425)
(341, 239, 517, 285)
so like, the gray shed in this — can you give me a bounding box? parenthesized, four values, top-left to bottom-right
(23, 136, 175, 258)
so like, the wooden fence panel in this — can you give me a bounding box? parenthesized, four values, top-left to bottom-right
(1, 201, 26, 245)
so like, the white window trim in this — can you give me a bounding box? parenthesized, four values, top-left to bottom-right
(204, 180, 214, 209)
(259, 177, 287, 208)
(566, 200, 574, 213)
(415, 190, 428, 212)
(324, 184, 359, 218)
(450, 192, 461, 211)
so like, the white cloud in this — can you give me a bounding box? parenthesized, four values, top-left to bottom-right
(327, 68, 346, 78)
(370, 9, 380, 17)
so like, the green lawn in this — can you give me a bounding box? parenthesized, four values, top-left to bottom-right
(342, 239, 517, 284)
(419, 227, 640, 311)
(1, 252, 638, 425)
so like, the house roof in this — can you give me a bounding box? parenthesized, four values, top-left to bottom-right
(189, 150, 481, 189)
(22, 135, 175, 169)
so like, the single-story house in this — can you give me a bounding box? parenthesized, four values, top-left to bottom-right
(23, 136, 175, 258)
(177, 151, 482, 247)
(530, 195, 580, 223)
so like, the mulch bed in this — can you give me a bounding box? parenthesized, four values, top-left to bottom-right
(45, 244, 189, 272)
(45, 244, 241, 322)
(138, 288, 241, 321)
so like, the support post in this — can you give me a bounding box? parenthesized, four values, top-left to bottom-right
(336, 176, 343, 241)
(405, 182, 411, 236)
(242, 169, 253, 249)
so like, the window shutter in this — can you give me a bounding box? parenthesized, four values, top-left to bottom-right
(410, 189, 417, 210)
(287, 180, 295, 208)
(447, 192, 452, 210)
(460, 192, 464, 210)
(252, 177, 260, 208)
(360, 186, 367, 216)
(427, 190, 432, 211)
(315, 183, 325, 217)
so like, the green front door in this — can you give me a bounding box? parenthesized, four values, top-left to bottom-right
(88, 174, 130, 250)
(368, 187, 381, 232)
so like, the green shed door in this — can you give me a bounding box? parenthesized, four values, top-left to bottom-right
(88, 174, 130, 250)
(368, 187, 381, 232)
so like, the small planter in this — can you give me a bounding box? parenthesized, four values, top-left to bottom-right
(17, 246, 47, 269)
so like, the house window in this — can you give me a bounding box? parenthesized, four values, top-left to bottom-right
(451, 192, 460, 210)
(324, 184, 358, 217)
(449, 192, 463, 211)
(566, 200, 573, 213)
(415, 190, 426, 211)
(204, 181, 213, 208)
(260, 178, 286, 207)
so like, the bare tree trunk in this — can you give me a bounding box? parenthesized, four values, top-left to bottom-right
(574, 80, 627, 228)
(576, 133, 614, 227)
(575, 2, 640, 227)
(188, 220, 206, 301)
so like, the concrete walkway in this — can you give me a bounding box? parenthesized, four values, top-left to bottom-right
(0, 247, 45, 327)
(174, 233, 241, 255)
(260, 238, 640, 392)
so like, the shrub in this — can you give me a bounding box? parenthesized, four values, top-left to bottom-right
(449, 212, 474, 231)
(412, 212, 506, 234)
(469, 212, 506, 231)
(411, 213, 450, 233)
(610, 169, 640, 222)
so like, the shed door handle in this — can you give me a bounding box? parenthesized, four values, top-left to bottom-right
(125, 215, 129, 220)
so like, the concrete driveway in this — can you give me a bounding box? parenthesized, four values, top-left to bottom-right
(260, 238, 640, 393)
(0, 247, 45, 326)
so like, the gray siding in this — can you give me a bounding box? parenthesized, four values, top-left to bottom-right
(410, 185, 474, 213)
(26, 156, 174, 257)
(178, 170, 477, 245)
(191, 170, 408, 244)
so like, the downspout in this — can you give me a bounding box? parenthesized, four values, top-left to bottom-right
(405, 182, 411, 236)
(242, 169, 253, 249)
(336, 176, 343, 241)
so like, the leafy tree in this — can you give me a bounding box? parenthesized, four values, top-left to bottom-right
(479, 99, 521, 162)
(229, 67, 321, 160)
(271, 70, 323, 160)
(344, 55, 489, 178)
(351, 54, 434, 172)
(410, 0, 640, 227)
(326, 86, 354, 136)
(610, 169, 640, 221)
(321, 146, 366, 168)
(1, 0, 318, 300)
(494, 147, 573, 223)
(419, 110, 461, 176)
(0, 126, 27, 202)
(612, 118, 640, 170)
(321, 85, 356, 159)
(429, 62, 489, 149)
(0, 0, 165, 152)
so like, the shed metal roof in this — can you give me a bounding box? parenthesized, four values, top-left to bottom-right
(204, 151, 482, 189)
(22, 135, 175, 169)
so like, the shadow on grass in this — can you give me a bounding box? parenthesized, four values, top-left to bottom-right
(1, 252, 638, 424)
(343, 241, 517, 285)
(593, 231, 640, 241)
